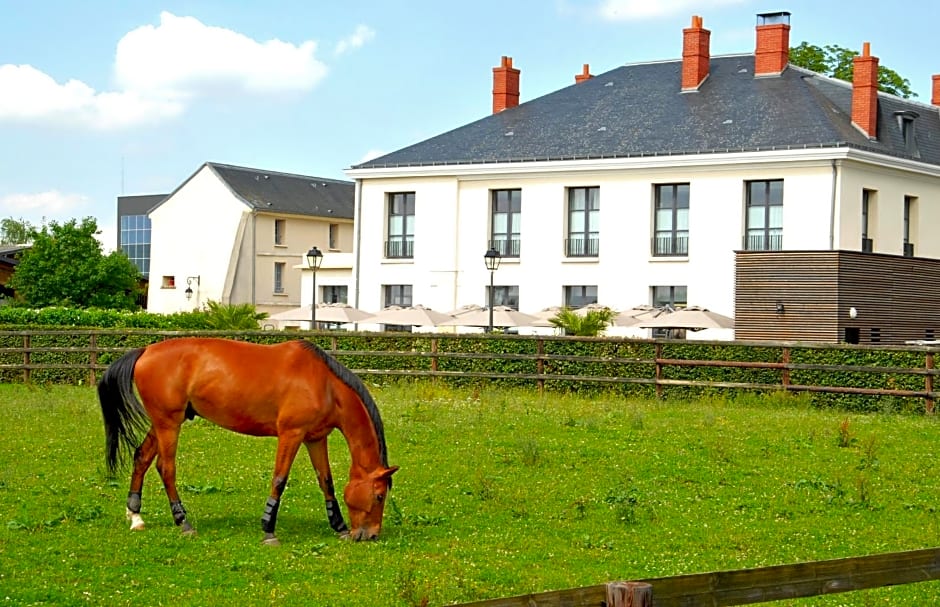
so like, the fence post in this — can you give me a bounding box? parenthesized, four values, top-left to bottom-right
(536, 338, 545, 396)
(926, 352, 935, 414)
(605, 581, 652, 607)
(782, 346, 791, 391)
(431, 338, 439, 374)
(655, 343, 663, 399)
(88, 333, 98, 386)
(22, 334, 30, 384)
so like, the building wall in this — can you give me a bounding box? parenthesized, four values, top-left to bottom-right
(352, 155, 839, 335)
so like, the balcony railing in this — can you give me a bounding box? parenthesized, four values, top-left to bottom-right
(385, 239, 414, 259)
(652, 234, 689, 256)
(489, 238, 521, 258)
(565, 237, 599, 257)
(743, 233, 783, 251)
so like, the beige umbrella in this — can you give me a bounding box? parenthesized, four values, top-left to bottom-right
(440, 305, 549, 328)
(531, 306, 565, 322)
(268, 303, 373, 324)
(448, 304, 485, 317)
(362, 304, 455, 327)
(573, 303, 614, 317)
(637, 306, 734, 331)
(612, 305, 659, 327)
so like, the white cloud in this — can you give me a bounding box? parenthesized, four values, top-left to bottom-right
(334, 25, 376, 56)
(0, 190, 89, 217)
(115, 12, 328, 95)
(0, 11, 328, 130)
(598, 0, 747, 20)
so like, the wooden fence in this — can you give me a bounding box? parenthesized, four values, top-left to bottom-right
(1, 330, 938, 412)
(453, 546, 940, 606)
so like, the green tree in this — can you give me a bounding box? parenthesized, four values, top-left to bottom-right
(202, 300, 269, 329)
(7, 217, 141, 310)
(0, 217, 34, 245)
(549, 307, 615, 337)
(789, 42, 915, 99)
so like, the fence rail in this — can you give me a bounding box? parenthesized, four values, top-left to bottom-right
(0, 330, 938, 411)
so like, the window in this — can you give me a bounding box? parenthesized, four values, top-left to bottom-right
(329, 224, 339, 250)
(119, 214, 151, 277)
(653, 184, 689, 256)
(322, 285, 348, 304)
(274, 219, 286, 245)
(565, 286, 597, 308)
(490, 189, 521, 257)
(861, 189, 874, 252)
(386, 193, 415, 258)
(273, 262, 285, 294)
(486, 285, 519, 310)
(566, 187, 599, 257)
(651, 285, 687, 338)
(904, 196, 915, 257)
(383, 284, 413, 332)
(161, 275, 176, 289)
(895, 111, 919, 156)
(744, 180, 783, 251)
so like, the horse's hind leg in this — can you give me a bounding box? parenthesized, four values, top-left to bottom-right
(126, 427, 158, 531)
(152, 423, 195, 535)
(305, 439, 348, 535)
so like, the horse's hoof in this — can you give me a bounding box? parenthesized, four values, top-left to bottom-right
(181, 528, 197, 537)
(130, 521, 146, 531)
(338, 531, 351, 541)
(261, 536, 281, 547)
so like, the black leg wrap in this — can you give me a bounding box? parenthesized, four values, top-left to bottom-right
(170, 501, 188, 526)
(127, 491, 142, 513)
(261, 497, 280, 533)
(326, 499, 348, 533)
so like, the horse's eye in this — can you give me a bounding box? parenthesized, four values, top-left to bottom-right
(376, 494, 385, 503)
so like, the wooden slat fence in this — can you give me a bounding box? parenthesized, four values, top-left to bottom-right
(0, 330, 938, 411)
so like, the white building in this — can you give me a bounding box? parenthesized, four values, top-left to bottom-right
(345, 12, 940, 343)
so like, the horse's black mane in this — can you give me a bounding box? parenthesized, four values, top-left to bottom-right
(298, 340, 389, 468)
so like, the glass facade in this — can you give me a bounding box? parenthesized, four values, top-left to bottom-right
(119, 214, 151, 277)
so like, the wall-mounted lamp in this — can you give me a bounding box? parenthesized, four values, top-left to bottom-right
(184, 276, 201, 301)
(775, 301, 785, 314)
(849, 307, 858, 319)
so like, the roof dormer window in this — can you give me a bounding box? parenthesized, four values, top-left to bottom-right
(894, 110, 919, 157)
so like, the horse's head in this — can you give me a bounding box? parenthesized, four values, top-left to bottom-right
(344, 465, 399, 541)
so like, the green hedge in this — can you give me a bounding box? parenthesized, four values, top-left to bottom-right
(0, 315, 936, 413)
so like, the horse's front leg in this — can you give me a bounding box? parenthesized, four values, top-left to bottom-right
(305, 439, 349, 536)
(126, 427, 158, 531)
(261, 430, 304, 546)
(152, 423, 195, 535)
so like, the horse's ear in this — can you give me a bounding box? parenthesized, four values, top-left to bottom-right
(379, 466, 399, 481)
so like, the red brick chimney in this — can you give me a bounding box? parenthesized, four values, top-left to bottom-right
(575, 64, 593, 84)
(682, 15, 710, 90)
(932, 75, 940, 106)
(492, 56, 520, 113)
(852, 42, 879, 139)
(754, 11, 790, 76)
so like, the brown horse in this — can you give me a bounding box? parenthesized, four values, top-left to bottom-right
(97, 337, 398, 544)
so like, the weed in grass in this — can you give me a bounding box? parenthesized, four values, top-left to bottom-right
(857, 434, 879, 470)
(838, 417, 857, 448)
(604, 487, 641, 525)
(396, 560, 431, 607)
(517, 437, 541, 466)
(630, 409, 645, 430)
(470, 471, 497, 501)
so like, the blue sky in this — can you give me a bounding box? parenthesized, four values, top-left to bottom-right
(2, 0, 937, 250)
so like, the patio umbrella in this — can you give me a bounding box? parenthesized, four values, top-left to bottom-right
(530, 306, 565, 322)
(447, 303, 485, 317)
(637, 306, 735, 331)
(362, 304, 455, 327)
(612, 305, 659, 327)
(440, 305, 549, 328)
(573, 303, 615, 317)
(267, 303, 373, 324)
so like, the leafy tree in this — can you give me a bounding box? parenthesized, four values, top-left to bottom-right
(202, 300, 269, 329)
(789, 42, 915, 99)
(7, 217, 141, 310)
(0, 217, 34, 245)
(549, 307, 615, 337)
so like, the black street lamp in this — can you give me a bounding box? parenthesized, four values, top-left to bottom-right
(483, 247, 501, 333)
(306, 246, 323, 329)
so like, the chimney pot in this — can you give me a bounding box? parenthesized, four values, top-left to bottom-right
(681, 14, 711, 91)
(575, 63, 593, 84)
(492, 55, 521, 114)
(932, 75, 940, 106)
(754, 11, 791, 76)
(852, 42, 879, 139)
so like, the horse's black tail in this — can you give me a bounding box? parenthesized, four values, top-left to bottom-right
(97, 347, 150, 477)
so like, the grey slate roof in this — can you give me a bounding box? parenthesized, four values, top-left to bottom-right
(353, 55, 940, 169)
(207, 163, 354, 219)
(117, 194, 167, 215)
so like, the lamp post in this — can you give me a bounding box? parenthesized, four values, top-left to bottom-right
(306, 246, 323, 329)
(483, 247, 501, 333)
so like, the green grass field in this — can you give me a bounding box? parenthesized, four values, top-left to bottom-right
(3, 382, 940, 606)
